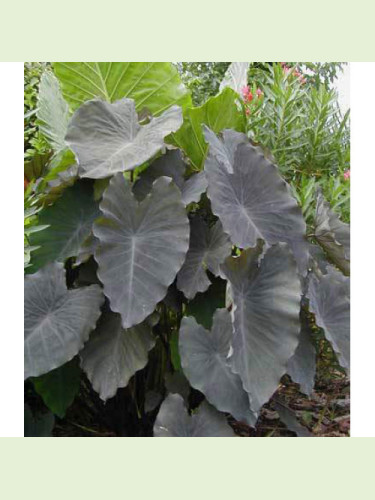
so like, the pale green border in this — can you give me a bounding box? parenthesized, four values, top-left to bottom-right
(2, 0, 375, 60)
(0, 437, 373, 498)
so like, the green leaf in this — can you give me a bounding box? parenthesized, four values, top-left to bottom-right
(37, 71, 70, 153)
(32, 358, 81, 418)
(169, 331, 182, 372)
(167, 87, 245, 170)
(53, 62, 191, 115)
(29, 181, 100, 271)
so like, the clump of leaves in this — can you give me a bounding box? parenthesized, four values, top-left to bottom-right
(24, 62, 350, 437)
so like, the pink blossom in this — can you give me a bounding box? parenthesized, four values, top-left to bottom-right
(241, 85, 250, 98)
(343, 170, 350, 180)
(256, 88, 263, 98)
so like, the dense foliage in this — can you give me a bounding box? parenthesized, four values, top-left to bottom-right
(24, 62, 350, 437)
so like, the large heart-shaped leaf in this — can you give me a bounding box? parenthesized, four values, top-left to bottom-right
(180, 310, 256, 426)
(204, 127, 309, 275)
(37, 71, 70, 153)
(315, 190, 350, 276)
(221, 242, 301, 413)
(167, 88, 245, 170)
(287, 309, 316, 396)
(29, 181, 100, 271)
(24, 262, 103, 379)
(80, 311, 157, 401)
(219, 62, 249, 94)
(32, 358, 81, 418)
(93, 174, 189, 328)
(307, 267, 350, 373)
(133, 150, 185, 201)
(153, 394, 234, 437)
(65, 98, 183, 179)
(53, 62, 191, 114)
(177, 218, 231, 299)
(133, 150, 208, 206)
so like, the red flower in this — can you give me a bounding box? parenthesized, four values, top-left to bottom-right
(343, 170, 350, 180)
(241, 86, 253, 102)
(245, 108, 250, 116)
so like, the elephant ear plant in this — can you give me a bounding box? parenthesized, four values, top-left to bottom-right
(24, 62, 350, 437)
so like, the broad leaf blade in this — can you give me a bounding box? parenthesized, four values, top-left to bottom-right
(93, 174, 189, 328)
(167, 88, 245, 170)
(287, 309, 316, 396)
(315, 190, 350, 275)
(53, 62, 192, 114)
(133, 150, 186, 202)
(65, 98, 183, 179)
(307, 267, 350, 374)
(32, 358, 81, 418)
(181, 171, 208, 205)
(177, 218, 231, 299)
(37, 71, 70, 153)
(133, 150, 208, 206)
(153, 394, 234, 437)
(221, 243, 301, 413)
(80, 311, 156, 401)
(29, 181, 100, 271)
(204, 128, 309, 275)
(24, 262, 103, 378)
(180, 311, 256, 426)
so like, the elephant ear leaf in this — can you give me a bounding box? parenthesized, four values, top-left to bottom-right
(204, 127, 309, 275)
(287, 308, 316, 396)
(29, 181, 100, 271)
(221, 242, 301, 413)
(153, 394, 234, 437)
(24, 262, 103, 379)
(180, 171, 208, 205)
(314, 189, 350, 276)
(133, 150, 186, 201)
(307, 267, 350, 374)
(80, 311, 157, 401)
(179, 310, 256, 426)
(177, 218, 231, 299)
(219, 62, 250, 94)
(167, 88, 245, 170)
(65, 98, 183, 179)
(37, 70, 70, 153)
(53, 62, 191, 115)
(133, 151, 208, 206)
(93, 173, 189, 328)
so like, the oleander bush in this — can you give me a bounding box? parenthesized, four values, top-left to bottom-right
(24, 62, 350, 437)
